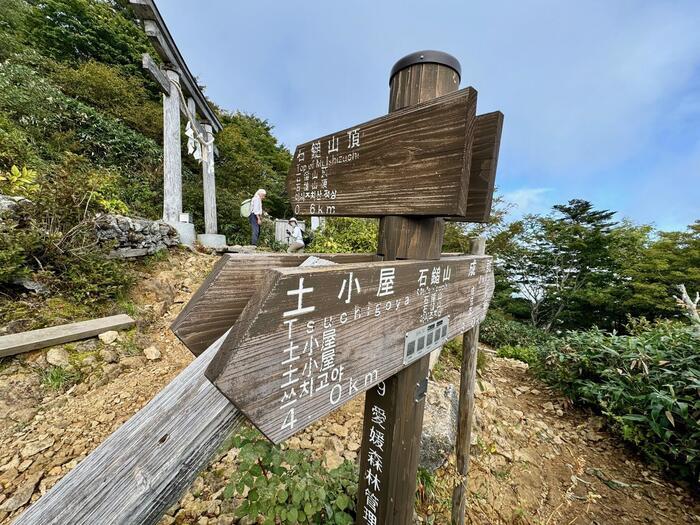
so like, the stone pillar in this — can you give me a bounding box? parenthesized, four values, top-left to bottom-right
(163, 68, 182, 224)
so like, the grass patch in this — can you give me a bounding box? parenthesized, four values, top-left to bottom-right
(41, 365, 82, 390)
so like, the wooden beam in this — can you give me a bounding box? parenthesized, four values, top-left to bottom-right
(0, 315, 135, 358)
(12, 333, 243, 525)
(451, 237, 486, 524)
(447, 111, 504, 223)
(141, 53, 170, 95)
(171, 253, 376, 356)
(128, 0, 222, 131)
(143, 20, 177, 66)
(128, 0, 154, 20)
(163, 68, 183, 223)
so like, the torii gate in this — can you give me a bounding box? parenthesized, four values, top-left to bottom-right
(130, 0, 227, 249)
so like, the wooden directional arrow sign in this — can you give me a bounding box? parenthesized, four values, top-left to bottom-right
(206, 255, 494, 443)
(287, 87, 477, 218)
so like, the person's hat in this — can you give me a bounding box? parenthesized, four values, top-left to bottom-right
(288, 217, 298, 224)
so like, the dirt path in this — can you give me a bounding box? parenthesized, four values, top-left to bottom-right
(0, 252, 698, 524)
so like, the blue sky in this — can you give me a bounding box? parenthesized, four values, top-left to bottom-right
(158, 0, 700, 231)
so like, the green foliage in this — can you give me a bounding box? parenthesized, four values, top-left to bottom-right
(0, 165, 38, 195)
(26, 0, 151, 71)
(496, 344, 539, 365)
(0, 218, 35, 284)
(227, 426, 357, 524)
(41, 365, 82, 390)
(479, 310, 558, 349)
(538, 322, 700, 482)
(308, 217, 378, 253)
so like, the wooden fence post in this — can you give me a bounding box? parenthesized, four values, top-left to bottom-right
(356, 51, 462, 525)
(451, 236, 486, 524)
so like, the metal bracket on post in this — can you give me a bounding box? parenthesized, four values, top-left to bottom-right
(415, 377, 429, 402)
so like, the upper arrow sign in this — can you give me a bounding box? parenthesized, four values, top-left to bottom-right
(206, 255, 494, 443)
(287, 87, 477, 218)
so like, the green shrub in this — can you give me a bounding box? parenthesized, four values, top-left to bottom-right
(0, 218, 34, 284)
(226, 426, 357, 524)
(480, 309, 558, 349)
(307, 217, 378, 253)
(539, 322, 700, 482)
(496, 344, 539, 365)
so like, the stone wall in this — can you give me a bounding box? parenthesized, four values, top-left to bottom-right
(95, 214, 179, 258)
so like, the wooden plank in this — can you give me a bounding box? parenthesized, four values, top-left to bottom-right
(0, 315, 135, 358)
(287, 87, 478, 218)
(451, 237, 486, 524)
(171, 253, 375, 356)
(12, 333, 243, 525)
(448, 111, 504, 223)
(141, 53, 170, 95)
(163, 68, 182, 223)
(143, 20, 177, 66)
(205, 255, 495, 443)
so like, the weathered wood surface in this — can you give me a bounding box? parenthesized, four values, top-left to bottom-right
(356, 54, 459, 525)
(141, 53, 170, 95)
(451, 237, 486, 524)
(202, 123, 218, 234)
(206, 255, 494, 443)
(0, 315, 134, 359)
(171, 253, 375, 356)
(163, 68, 182, 223)
(449, 111, 504, 223)
(287, 87, 477, 218)
(12, 333, 243, 525)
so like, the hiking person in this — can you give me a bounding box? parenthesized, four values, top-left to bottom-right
(249, 189, 266, 246)
(286, 218, 305, 253)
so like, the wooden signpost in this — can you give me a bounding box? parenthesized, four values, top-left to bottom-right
(13, 50, 501, 525)
(206, 256, 494, 443)
(288, 87, 477, 217)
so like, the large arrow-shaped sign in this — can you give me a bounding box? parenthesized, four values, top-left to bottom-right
(206, 256, 494, 443)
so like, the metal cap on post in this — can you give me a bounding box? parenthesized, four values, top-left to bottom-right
(389, 50, 461, 83)
(388, 50, 462, 113)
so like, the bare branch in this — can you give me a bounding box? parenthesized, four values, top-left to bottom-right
(673, 284, 700, 325)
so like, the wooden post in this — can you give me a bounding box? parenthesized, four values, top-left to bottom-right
(451, 236, 486, 525)
(202, 123, 218, 234)
(163, 68, 183, 223)
(356, 51, 461, 525)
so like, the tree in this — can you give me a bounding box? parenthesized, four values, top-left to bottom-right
(498, 200, 620, 331)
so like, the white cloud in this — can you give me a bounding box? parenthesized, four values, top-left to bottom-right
(503, 188, 553, 217)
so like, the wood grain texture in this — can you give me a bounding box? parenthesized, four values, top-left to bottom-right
(12, 333, 243, 525)
(0, 315, 134, 358)
(162, 68, 182, 223)
(357, 62, 460, 524)
(448, 111, 504, 223)
(287, 87, 477, 218)
(141, 53, 170, 95)
(451, 237, 486, 524)
(202, 123, 218, 235)
(171, 253, 375, 356)
(205, 256, 494, 444)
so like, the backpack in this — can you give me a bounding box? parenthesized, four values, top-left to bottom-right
(240, 198, 252, 218)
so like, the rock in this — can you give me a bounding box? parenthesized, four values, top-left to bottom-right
(17, 459, 32, 473)
(325, 436, 344, 454)
(21, 437, 54, 458)
(99, 348, 118, 363)
(98, 331, 119, 345)
(143, 346, 161, 360)
(420, 381, 458, 472)
(542, 402, 554, 412)
(0, 470, 43, 512)
(10, 408, 38, 424)
(46, 348, 71, 368)
(121, 356, 146, 369)
(329, 423, 349, 438)
(95, 214, 178, 259)
(324, 450, 344, 470)
(588, 416, 606, 432)
(102, 363, 122, 381)
(12, 278, 48, 295)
